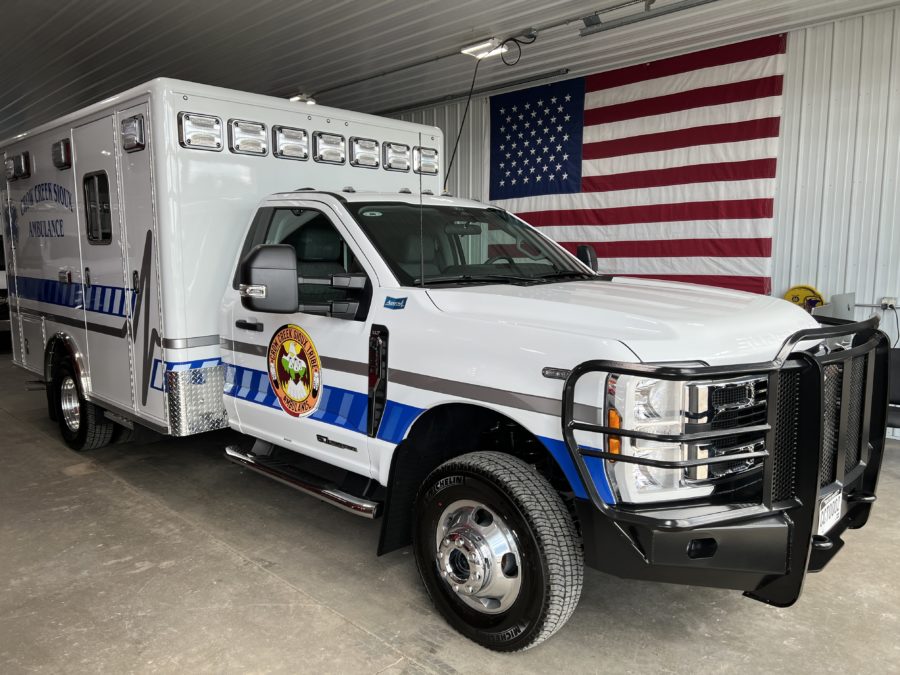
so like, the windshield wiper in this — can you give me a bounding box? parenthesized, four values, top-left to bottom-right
(415, 274, 538, 286)
(537, 270, 612, 282)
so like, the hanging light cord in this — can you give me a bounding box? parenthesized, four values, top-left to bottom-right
(443, 57, 481, 191)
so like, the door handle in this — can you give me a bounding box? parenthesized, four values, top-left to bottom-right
(84, 267, 91, 288)
(132, 270, 140, 293)
(235, 319, 264, 332)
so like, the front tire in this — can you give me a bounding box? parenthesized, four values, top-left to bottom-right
(414, 452, 583, 652)
(52, 363, 114, 451)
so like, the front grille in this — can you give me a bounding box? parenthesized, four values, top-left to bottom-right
(701, 378, 768, 481)
(844, 356, 866, 473)
(771, 370, 801, 502)
(820, 364, 843, 487)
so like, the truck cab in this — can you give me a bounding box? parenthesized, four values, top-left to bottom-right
(221, 188, 890, 651)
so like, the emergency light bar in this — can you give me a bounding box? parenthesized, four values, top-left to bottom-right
(313, 132, 345, 164)
(178, 113, 223, 151)
(383, 142, 410, 171)
(414, 146, 439, 175)
(229, 120, 267, 156)
(121, 115, 146, 153)
(349, 137, 379, 168)
(273, 126, 309, 160)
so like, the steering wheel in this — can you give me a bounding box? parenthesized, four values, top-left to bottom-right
(485, 254, 515, 265)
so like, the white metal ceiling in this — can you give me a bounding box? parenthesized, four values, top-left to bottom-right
(1, 0, 898, 140)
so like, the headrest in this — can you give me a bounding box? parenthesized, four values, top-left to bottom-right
(402, 234, 437, 263)
(296, 221, 341, 262)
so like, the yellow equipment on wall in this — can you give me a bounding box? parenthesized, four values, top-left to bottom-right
(784, 285, 825, 312)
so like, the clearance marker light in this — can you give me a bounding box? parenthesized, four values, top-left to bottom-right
(177, 112, 223, 151)
(273, 126, 309, 160)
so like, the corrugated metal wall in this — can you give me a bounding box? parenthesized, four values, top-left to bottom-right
(400, 6, 900, 345)
(774, 8, 900, 344)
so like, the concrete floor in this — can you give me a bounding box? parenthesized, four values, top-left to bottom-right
(1, 348, 898, 674)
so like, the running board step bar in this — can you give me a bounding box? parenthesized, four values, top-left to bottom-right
(224, 445, 381, 519)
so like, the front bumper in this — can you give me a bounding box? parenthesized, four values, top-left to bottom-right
(562, 316, 889, 606)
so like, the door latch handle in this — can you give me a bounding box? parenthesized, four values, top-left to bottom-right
(84, 267, 91, 288)
(235, 319, 264, 332)
(132, 270, 140, 293)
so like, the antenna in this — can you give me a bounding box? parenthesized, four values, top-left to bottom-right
(418, 131, 425, 288)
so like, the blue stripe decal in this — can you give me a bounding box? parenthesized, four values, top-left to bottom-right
(222, 362, 610, 501)
(224, 363, 382, 436)
(13, 275, 128, 317)
(377, 400, 425, 444)
(534, 436, 615, 504)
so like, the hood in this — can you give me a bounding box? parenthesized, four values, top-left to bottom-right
(426, 277, 819, 365)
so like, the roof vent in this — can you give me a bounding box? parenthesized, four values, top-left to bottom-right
(342, 186, 356, 193)
(421, 189, 433, 195)
(295, 186, 317, 191)
(399, 187, 412, 194)
(441, 190, 452, 197)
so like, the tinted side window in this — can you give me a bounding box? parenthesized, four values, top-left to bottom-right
(83, 172, 111, 244)
(264, 208, 370, 319)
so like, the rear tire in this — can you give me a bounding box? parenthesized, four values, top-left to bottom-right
(414, 451, 583, 652)
(52, 363, 114, 451)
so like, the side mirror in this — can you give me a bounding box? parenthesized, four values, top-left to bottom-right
(576, 244, 598, 272)
(239, 244, 298, 313)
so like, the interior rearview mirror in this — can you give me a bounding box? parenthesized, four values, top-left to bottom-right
(576, 244, 599, 272)
(239, 244, 299, 313)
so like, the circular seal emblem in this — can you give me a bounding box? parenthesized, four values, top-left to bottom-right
(267, 324, 322, 417)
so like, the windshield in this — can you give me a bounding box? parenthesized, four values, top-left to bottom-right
(347, 202, 590, 286)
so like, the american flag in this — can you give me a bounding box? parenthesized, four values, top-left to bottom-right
(488, 34, 786, 294)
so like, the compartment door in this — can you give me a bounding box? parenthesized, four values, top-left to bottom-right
(118, 103, 165, 425)
(73, 116, 134, 410)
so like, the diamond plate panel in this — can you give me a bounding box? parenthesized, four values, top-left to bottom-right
(166, 365, 228, 437)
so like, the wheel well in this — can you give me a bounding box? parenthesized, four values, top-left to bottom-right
(377, 403, 574, 555)
(44, 334, 84, 421)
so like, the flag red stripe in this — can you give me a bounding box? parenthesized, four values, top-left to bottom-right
(582, 117, 781, 160)
(584, 76, 783, 126)
(614, 274, 772, 294)
(581, 158, 777, 192)
(585, 34, 786, 93)
(560, 237, 772, 258)
(518, 198, 774, 227)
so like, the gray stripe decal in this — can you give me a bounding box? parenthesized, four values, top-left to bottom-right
(388, 368, 600, 421)
(221, 339, 596, 420)
(162, 335, 220, 349)
(18, 306, 129, 338)
(320, 355, 369, 377)
(221, 338, 267, 357)
(220, 339, 370, 377)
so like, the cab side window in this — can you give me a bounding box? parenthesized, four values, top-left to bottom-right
(264, 208, 370, 320)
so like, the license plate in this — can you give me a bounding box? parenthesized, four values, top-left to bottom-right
(817, 490, 843, 536)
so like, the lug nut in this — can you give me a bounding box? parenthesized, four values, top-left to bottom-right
(466, 586, 473, 593)
(453, 585, 459, 592)
(441, 571, 447, 578)
(442, 538, 449, 546)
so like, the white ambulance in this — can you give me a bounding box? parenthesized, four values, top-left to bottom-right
(1, 79, 890, 651)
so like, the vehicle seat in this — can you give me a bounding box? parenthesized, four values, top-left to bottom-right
(399, 234, 442, 279)
(290, 219, 346, 303)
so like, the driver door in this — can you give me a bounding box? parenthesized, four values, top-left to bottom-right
(226, 203, 374, 477)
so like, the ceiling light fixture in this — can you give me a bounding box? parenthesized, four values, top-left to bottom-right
(460, 37, 509, 59)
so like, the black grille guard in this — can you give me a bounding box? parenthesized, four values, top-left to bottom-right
(561, 315, 890, 606)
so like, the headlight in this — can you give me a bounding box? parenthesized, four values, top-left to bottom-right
(604, 372, 766, 504)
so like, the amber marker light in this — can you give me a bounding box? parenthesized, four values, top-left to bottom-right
(607, 407, 622, 456)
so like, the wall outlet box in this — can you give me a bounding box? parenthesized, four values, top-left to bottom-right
(881, 296, 896, 309)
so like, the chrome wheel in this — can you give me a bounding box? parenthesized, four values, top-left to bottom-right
(434, 499, 522, 614)
(59, 376, 81, 432)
